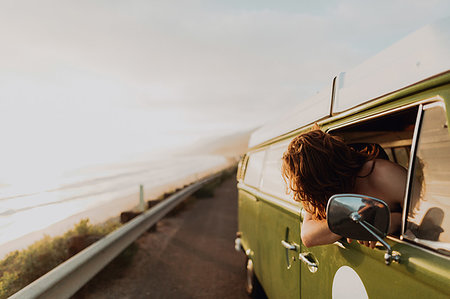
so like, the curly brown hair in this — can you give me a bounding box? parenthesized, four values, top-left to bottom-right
(282, 130, 378, 220)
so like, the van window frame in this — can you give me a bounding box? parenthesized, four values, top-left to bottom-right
(241, 141, 302, 214)
(242, 148, 267, 189)
(259, 140, 292, 202)
(402, 101, 450, 254)
(402, 103, 424, 237)
(327, 97, 444, 246)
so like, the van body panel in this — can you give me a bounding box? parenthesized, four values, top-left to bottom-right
(237, 20, 450, 299)
(239, 85, 450, 297)
(258, 198, 301, 299)
(249, 72, 450, 153)
(238, 183, 301, 297)
(300, 239, 450, 298)
(257, 192, 301, 216)
(238, 188, 260, 257)
(326, 78, 450, 131)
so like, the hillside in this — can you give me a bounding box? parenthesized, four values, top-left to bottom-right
(185, 130, 253, 159)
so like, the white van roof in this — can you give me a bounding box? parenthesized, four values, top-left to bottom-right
(249, 17, 450, 148)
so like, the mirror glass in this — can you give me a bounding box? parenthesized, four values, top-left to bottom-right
(326, 194, 390, 241)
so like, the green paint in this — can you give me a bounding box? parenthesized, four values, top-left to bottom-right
(237, 72, 450, 298)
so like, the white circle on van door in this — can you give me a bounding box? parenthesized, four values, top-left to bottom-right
(332, 266, 368, 299)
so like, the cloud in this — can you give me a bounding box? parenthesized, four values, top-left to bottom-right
(0, 0, 449, 169)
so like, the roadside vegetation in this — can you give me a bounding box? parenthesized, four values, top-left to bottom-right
(193, 166, 236, 198)
(0, 167, 237, 298)
(75, 168, 237, 297)
(0, 219, 121, 299)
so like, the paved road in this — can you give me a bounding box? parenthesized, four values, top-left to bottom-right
(78, 176, 248, 299)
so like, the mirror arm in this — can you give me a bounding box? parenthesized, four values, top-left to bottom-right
(350, 212, 400, 265)
(359, 218, 386, 237)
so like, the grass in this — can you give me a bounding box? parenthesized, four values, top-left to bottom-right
(193, 166, 237, 198)
(0, 219, 121, 299)
(0, 167, 237, 298)
(167, 167, 236, 216)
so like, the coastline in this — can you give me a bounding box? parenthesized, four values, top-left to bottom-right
(0, 159, 233, 259)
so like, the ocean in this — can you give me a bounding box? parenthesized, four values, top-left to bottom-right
(0, 154, 231, 257)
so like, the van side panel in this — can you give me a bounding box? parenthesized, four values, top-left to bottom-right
(300, 88, 450, 298)
(300, 240, 450, 298)
(237, 188, 260, 259)
(257, 198, 301, 299)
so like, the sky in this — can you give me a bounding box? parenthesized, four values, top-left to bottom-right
(0, 0, 449, 183)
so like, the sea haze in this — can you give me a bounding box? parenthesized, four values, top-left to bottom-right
(0, 154, 230, 257)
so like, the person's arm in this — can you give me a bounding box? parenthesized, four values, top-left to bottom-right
(301, 211, 341, 248)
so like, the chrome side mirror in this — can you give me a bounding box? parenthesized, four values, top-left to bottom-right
(326, 194, 400, 265)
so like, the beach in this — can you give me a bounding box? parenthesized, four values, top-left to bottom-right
(0, 154, 233, 258)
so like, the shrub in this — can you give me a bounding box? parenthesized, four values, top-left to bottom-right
(0, 219, 121, 299)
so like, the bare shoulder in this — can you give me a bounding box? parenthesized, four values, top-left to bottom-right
(372, 159, 407, 177)
(369, 159, 407, 208)
(358, 158, 405, 178)
(368, 159, 407, 189)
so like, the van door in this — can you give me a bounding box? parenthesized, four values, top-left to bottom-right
(239, 150, 265, 260)
(257, 196, 301, 298)
(299, 102, 450, 298)
(257, 142, 301, 299)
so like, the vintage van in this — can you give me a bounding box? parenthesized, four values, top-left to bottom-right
(235, 18, 450, 298)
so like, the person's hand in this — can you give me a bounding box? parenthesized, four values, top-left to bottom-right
(347, 238, 377, 249)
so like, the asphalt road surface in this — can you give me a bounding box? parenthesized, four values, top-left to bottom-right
(78, 176, 248, 299)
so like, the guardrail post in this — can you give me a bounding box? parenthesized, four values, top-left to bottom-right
(8, 172, 223, 299)
(139, 184, 145, 212)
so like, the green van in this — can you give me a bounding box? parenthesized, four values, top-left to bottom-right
(235, 18, 450, 299)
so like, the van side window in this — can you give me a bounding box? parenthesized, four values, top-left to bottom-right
(332, 106, 417, 171)
(243, 150, 265, 188)
(260, 142, 290, 201)
(330, 106, 418, 239)
(405, 103, 450, 254)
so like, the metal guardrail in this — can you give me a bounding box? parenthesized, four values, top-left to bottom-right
(9, 172, 222, 299)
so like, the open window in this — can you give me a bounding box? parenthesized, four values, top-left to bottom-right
(329, 105, 419, 238)
(330, 102, 450, 255)
(331, 106, 418, 169)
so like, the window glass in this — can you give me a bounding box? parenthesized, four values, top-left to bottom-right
(385, 148, 395, 162)
(243, 150, 265, 188)
(406, 103, 450, 254)
(392, 147, 410, 168)
(260, 141, 291, 201)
